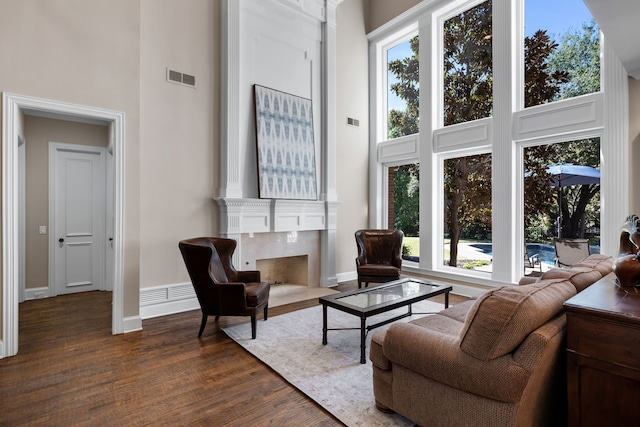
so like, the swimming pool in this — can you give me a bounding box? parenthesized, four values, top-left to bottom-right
(526, 243, 600, 266)
(469, 243, 600, 266)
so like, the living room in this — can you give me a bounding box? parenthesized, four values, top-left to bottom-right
(1, 0, 640, 425)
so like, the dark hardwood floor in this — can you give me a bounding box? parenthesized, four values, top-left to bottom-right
(0, 281, 467, 426)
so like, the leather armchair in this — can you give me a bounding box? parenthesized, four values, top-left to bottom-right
(179, 237, 270, 339)
(355, 229, 404, 288)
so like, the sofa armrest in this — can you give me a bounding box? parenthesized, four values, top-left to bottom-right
(518, 276, 540, 285)
(382, 322, 530, 403)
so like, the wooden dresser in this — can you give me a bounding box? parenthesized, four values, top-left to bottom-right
(564, 272, 640, 426)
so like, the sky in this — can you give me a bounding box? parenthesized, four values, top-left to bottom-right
(387, 0, 595, 113)
(525, 0, 594, 37)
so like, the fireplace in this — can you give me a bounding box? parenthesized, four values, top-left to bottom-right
(256, 255, 309, 286)
(241, 231, 320, 287)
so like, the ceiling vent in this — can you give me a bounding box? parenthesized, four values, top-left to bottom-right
(166, 68, 196, 87)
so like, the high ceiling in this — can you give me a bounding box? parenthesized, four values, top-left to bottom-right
(584, 0, 640, 79)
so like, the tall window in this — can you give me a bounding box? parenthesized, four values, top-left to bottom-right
(370, 0, 617, 282)
(524, 0, 600, 108)
(443, 0, 493, 126)
(388, 164, 420, 261)
(443, 154, 492, 272)
(523, 139, 601, 268)
(387, 36, 419, 139)
(441, 1, 493, 273)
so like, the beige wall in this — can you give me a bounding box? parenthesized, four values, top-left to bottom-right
(335, 0, 370, 274)
(364, 0, 422, 33)
(24, 116, 108, 289)
(139, 0, 218, 288)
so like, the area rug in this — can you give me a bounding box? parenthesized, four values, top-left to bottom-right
(222, 299, 444, 426)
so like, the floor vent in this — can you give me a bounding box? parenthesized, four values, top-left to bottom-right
(167, 68, 196, 87)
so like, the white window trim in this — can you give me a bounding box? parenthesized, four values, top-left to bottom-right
(368, 0, 628, 288)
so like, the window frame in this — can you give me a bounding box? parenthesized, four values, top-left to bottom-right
(367, 0, 627, 288)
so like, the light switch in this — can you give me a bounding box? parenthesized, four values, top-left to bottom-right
(39, 226, 46, 235)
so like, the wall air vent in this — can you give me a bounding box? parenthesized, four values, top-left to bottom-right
(166, 68, 196, 87)
(181, 73, 196, 86)
(347, 117, 360, 127)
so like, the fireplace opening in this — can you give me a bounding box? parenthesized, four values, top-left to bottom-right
(256, 255, 309, 286)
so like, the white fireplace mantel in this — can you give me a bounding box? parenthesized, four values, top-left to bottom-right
(218, 0, 342, 287)
(215, 198, 329, 234)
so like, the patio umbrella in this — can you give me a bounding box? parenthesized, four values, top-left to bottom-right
(547, 163, 600, 237)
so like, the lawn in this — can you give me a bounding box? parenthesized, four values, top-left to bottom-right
(403, 236, 420, 256)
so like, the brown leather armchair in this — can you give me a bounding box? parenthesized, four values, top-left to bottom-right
(355, 229, 404, 288)
(178, 237, 270, 339)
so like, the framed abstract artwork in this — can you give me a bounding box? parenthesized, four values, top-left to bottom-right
(254, 85, 318, 200)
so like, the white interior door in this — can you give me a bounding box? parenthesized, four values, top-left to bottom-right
(50, 143, 106, 296)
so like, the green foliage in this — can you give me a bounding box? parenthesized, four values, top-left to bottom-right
(443, 0, 493, 126)
(548, 20, 600, 100)
(525, 31, 570, 107)
(463, 260, 491, 269)
(393, 164, 420, 236)
(387, 36, 420, 138)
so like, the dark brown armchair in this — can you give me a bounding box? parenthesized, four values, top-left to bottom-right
(178, 237, 270, 339)
(355, 229, 404, 289)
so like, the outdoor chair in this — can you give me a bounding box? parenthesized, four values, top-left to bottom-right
(554, 238, 590, 268)
(524, 244, 542, 273)
(355, 229, 404, 289)
(179, 237, 270, 339)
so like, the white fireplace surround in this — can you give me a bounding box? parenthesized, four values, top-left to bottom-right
(216, 0, 342, 287)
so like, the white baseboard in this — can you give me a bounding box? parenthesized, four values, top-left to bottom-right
(0, 340, 4, 358)
(24, 287, 50, 300)
(336, 270, 357, 283)
(139, 282, 199, 320)
(123, 315, 143, 333)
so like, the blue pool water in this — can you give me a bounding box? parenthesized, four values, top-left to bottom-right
(469, 243, 600, 266)
(526, 243, 600, 266)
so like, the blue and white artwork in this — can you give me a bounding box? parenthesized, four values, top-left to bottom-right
(254, 85, 317, 200)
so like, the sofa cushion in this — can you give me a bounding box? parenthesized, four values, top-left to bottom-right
(573, 253, 613, 276)
(459, 279, 576, 361)
(537, 266, 602, 292)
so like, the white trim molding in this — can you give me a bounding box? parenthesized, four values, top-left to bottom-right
(24, 287, 51, 300)
(2, 92, 126, 358)
(218, 0, 341, 288)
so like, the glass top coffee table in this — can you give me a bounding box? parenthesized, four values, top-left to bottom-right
(319, 278, 452, 363)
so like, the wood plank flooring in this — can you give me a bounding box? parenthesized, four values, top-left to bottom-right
(0, 282, 467, 426)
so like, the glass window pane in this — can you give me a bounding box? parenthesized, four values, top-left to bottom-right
(387, 36, 419, 139)
(388, 164, 420, 261)
(443, 154, 492, 272)
(443, 0, 493, 126)
(523, 139, 601, 272)
(524, 0, 600, 108)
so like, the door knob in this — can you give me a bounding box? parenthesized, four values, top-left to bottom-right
(58, 238, 64, 243)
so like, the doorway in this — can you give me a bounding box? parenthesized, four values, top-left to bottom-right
(2, 92, 126, 358)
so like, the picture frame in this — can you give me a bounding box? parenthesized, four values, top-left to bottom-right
(254, 85, 318, 200)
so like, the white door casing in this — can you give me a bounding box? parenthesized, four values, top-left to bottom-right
(2, 92, 128, 359)
(50, 143, 106, 296)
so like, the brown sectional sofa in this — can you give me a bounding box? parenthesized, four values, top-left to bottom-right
(370, 254, 613, 427)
